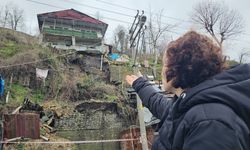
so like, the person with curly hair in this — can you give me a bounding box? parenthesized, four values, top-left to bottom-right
(126, 31, 250, 150)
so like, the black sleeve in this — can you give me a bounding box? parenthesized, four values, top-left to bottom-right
(183, 120, 240, 150)
(132, 77, 173, 119)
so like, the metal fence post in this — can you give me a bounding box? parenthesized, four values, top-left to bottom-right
(136, 94, 148, 150)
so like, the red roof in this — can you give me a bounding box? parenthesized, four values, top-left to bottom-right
(38, 9, 106, 25)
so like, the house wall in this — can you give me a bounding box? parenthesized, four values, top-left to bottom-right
(40, 18, 104, 51)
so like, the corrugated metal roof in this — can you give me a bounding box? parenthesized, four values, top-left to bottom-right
(37, 9, 106, 25)
(3, 113, 40, 139)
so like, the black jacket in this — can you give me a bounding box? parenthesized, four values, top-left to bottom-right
(132, 64, 250, 150)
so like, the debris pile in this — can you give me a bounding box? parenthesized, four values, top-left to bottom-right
(2, 98, 60, 143)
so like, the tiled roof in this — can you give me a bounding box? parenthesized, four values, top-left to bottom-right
(37, 9, 106, 25)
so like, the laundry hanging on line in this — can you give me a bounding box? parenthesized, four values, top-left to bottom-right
(36, 68, 49, 79)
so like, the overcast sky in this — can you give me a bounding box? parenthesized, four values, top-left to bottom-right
(1, 0, 250, 62)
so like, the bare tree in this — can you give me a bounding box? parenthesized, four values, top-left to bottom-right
(1, 5, 10, 28)
(147, 9, 172, 77)
(8, 5, 24, 30)
(192, 1, 244, 48)
(239, 49, 250, 64)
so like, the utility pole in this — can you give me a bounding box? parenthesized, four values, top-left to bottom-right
(136, 89, 148, 150)
(129, 11, 146, 66)
(129, 11, 148, 150)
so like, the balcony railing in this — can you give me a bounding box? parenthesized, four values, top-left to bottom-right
(43, 27, 99, 39)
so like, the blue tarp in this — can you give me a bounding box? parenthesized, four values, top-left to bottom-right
(0, 77, 4, 97)
(109, 53, 120, 60)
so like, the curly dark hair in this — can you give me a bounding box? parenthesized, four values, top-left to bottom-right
(163, 31, 226, 89)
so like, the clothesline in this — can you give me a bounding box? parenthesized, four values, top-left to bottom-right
(0, 138, 139, 144)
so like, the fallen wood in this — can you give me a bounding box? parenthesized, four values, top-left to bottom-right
(5, 137, 22, 143)
(47, 116, 54, 126)
(40, 135, 49, 141)
(43, 124, 53, 130)
(11, 106, 22, 114)
(42, 127, 51, 134)
(41, 123, 56, 133)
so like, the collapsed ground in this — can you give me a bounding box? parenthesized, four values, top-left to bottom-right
(0, 27, 159, 149)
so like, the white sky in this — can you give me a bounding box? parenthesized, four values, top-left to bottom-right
(1, 0, 250, 62)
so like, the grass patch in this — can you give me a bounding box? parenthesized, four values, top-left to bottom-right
(80, 75, 95, 89)
(16, 143, 25, 150)
(75, 74, 120, 101)
(9, 83, 45, 105)
(30, 89, 45, 104)
(0, 41, 19, 58)
(0, 40, 36, 58)
(104, 95, 118, 102)
(10, 83, 30, 104)
(38, 47, 63, 70)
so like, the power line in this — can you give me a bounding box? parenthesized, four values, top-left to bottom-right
(96, 0, 137, 12)
(65, 0, 250, 40)
(26, 0, 193, 34)
(28, 0, 133, 19)
(103, 17, 131, 24)
(27, 0, 250, 41)
(62, 0, 134, 18)
(26, 0, 64, 9)
(26, 0, 132, 24)
(93, 0, 192, 23)
(25, 0, 182, 34)
(91, 0, 250, 39)
(26, 0, 136, 28)
(25, 0, 250, 47)
(60, 0, 177, 28)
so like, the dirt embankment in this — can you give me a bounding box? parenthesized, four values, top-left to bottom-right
(0, 28, 137, 150)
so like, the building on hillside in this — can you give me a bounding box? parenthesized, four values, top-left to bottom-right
(37, 9, 108, 53)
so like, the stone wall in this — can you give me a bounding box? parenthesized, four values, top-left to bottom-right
(55, 103, 128, 150)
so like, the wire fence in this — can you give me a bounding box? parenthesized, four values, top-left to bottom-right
(0, 138, 139, 144)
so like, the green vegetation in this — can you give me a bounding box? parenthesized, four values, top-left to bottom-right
(10, 83, 30, 104)
(130, 54, 163, 80)
(0, 41, 20, 58)
(30, 89, 45, 103)
(226, 60, 239, 66)
(16, 143, 25, 150)
(0, 36, 37, 58)
(155, 63, 163, 81)
(104, 95, 119, 102)
(80, 75, 95, 89)
(9, 83, 45, 105)
(38, 47, 59, 68)
(75, 74, 119, 101)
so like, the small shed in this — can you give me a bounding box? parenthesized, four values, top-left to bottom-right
(3, 113, 40, 139)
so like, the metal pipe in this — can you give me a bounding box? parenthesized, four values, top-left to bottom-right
(129, 10, 139, 35)
(136, 94, 148, 150)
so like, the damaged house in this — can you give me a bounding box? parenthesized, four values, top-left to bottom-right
(37, 9, 108, 52)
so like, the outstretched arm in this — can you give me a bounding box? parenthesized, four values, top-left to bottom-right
(130, 77, 173, 119)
